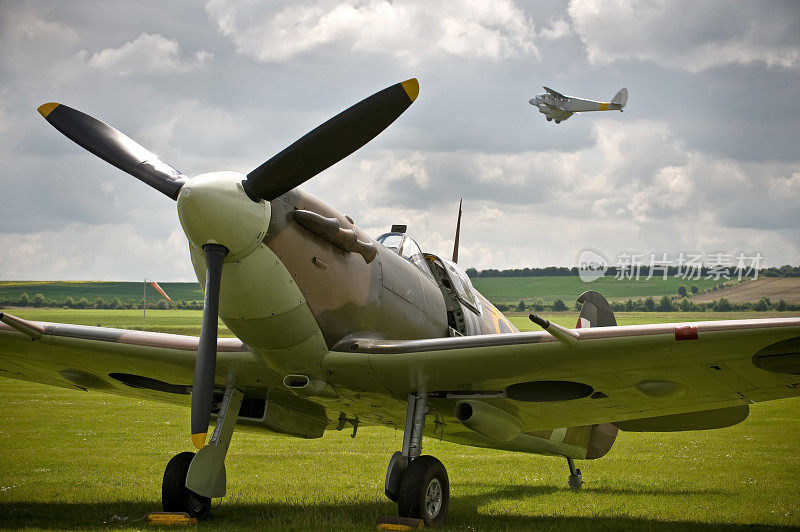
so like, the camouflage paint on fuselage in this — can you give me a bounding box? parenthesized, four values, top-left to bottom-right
(251, 188, 613, 460)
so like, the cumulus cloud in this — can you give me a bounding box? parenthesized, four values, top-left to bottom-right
(74, 33, 212, 77)
(538, 18, 571, 40)
(1, 1, 799, 278)
(205, 0, 537, 64)
(302, 117, 800, 268)
(0, 224, 193, 281)
(568, 0, 800, 72)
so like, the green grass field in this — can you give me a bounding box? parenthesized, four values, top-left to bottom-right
(0, 309, 798, 530)
(471, 276, 727, 305)
(2, 308, 234, 337)
(1, 276, 733, 308)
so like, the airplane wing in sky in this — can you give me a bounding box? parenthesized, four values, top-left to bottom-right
(543, 86, 567, 99)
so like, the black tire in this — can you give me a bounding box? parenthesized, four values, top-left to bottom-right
(397, 455, 449, 527)
(162, 451, 211, 519)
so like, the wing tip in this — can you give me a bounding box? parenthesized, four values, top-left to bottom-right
(401, 78, 419, 103)
(37, 102, 60, 119)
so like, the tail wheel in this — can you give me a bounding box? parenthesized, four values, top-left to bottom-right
(397, 455, 449, 527)
(162, 452, 211, 519)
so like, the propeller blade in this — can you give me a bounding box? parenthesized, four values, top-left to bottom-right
(37, 103, 187, 200)
(243, 78, 419, 202)
(190, 243, 228, 449)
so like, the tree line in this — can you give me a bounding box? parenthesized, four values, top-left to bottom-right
(0, 293, 204, 310)
(499, 296, 800, 313)
(466, 265, 800, 278)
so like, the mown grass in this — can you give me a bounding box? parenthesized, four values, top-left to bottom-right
(0, 310, 798, 530)
(510, 310, 800, 330)
(2, 308, 234, 337)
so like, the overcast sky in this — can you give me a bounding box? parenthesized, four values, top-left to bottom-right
(1, 0, 798, 281)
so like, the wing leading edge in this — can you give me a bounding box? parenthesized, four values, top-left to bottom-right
(0, 313, 254, 399)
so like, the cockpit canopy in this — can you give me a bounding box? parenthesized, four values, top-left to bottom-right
(376, 231, 481, 314)
(376, 232, 431, 276)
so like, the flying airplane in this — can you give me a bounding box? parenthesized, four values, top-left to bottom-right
(529, 86, 628, 123)
(1, 79, 798, 527)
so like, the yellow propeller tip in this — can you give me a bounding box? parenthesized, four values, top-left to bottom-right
(37, 102, 60, 119)
(191, 433, 207, 449)
(401, 78, 419, 103)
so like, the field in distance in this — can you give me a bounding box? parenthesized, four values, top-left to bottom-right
(471, 275, 731, 305)
(691, 277, 800, 304)
(0, 308, 797, 530)
(1, 277, 739, 308)
(0, 281, 203, 305)
(7, 308, 798, 335)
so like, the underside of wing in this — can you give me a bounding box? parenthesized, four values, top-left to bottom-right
(0, 314, 330, 438)
(324, 318, 800, 436)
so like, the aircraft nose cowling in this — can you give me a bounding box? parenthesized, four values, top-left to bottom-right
(177, 171, 270, 261)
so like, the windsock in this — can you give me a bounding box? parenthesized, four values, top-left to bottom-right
(150, 281, 171, 301)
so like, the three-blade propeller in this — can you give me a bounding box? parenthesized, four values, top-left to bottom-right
(38, 79, 419, 448)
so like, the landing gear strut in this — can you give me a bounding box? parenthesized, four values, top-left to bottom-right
(567, 457, 583, 490)
(162, 386, 243, 519)
(385, 393, 449, 526)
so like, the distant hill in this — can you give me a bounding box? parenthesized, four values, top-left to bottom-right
(691, 277, 800, 304)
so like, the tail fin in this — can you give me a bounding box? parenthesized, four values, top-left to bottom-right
(611, 87, 628, 109)
(575, 290, 619, 459)
(575, 290, 617, 328)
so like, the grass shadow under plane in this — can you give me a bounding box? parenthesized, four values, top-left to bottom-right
(0, 493, 787, 532)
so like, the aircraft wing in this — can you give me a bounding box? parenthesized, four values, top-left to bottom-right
(0, 314, 264, 405)
(325, 317, 800, 430)
(543, 86, 567, 99)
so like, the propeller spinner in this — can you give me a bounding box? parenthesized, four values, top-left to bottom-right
(37, 78, 420, 448)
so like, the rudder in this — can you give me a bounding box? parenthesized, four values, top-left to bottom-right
(611, 87, 628, 109)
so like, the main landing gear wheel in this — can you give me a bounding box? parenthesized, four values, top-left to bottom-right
(546, 117, 553, 122)
(162, 452, 211, 519)
(398, 455, 449, 527)
(555, 119, 561, 124)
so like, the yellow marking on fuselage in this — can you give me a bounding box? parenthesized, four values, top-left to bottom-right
(599, 102, 609, 111)
(37, 102, 60, 118)
(488, 305, 517, 334)
(491, 313, 502, 334)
